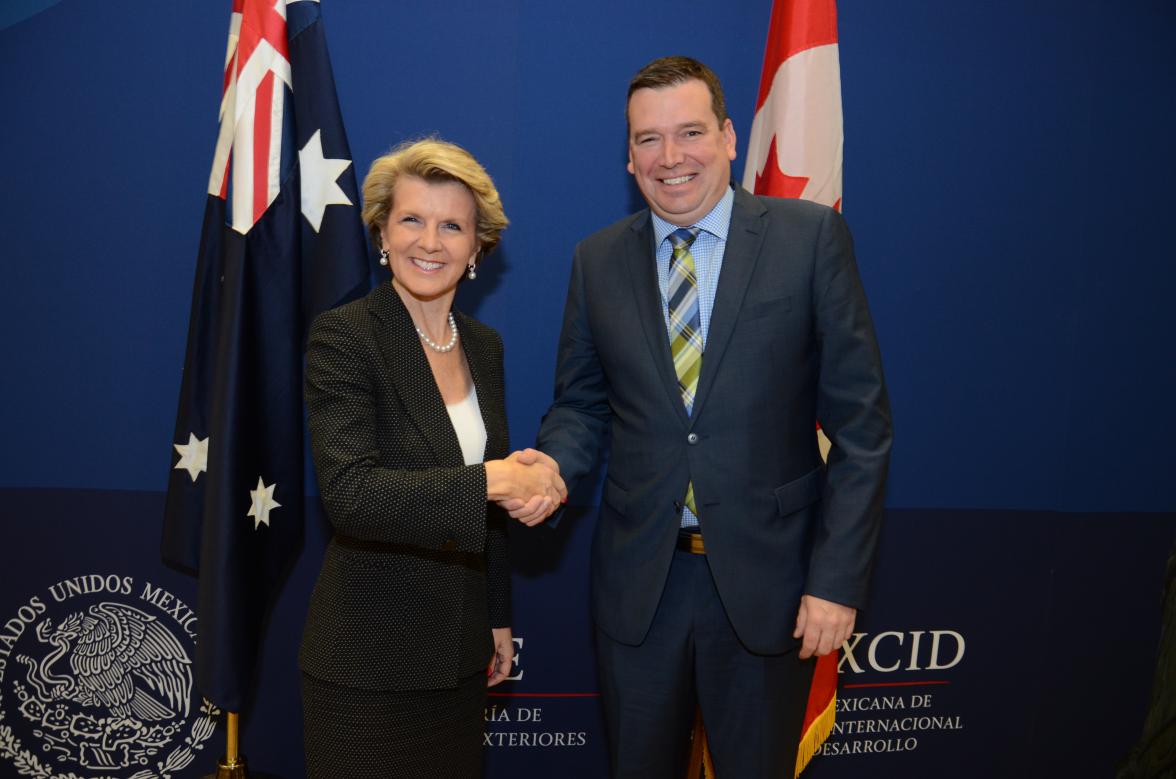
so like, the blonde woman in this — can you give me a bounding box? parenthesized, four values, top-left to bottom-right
(300, 139, 563, 777)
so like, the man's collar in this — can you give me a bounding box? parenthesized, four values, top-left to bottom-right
(651, 186, 735, 246)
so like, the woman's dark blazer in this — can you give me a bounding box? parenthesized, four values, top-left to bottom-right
(299, 282, 511, 692)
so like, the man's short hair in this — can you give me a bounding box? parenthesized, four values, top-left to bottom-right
(626, 56, 729, 128)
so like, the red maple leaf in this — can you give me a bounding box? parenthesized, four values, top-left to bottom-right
(754, 134, 810, 199)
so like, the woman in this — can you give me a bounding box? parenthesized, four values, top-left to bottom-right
(300, 138, 564, 778)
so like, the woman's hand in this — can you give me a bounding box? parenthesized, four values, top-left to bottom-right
(487, 627, 515, 687)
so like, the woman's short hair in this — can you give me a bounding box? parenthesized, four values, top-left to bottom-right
(361, 138, 508, 257)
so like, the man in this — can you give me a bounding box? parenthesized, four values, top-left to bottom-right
(526, 56, 892, 777)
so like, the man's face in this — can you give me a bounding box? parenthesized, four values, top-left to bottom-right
(627, 79, 736, 227)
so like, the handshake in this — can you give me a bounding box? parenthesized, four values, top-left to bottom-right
(485, 449, 566, 526)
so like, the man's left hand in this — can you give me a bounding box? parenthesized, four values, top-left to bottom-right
(793, 594, 856, 659)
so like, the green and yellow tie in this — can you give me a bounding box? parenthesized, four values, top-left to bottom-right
(668, 227, 702, 516)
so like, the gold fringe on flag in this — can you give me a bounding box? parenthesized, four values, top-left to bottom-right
(685, 687, 837, 778)
(794, 690, 835, 777)
(686, 708, 716, 778)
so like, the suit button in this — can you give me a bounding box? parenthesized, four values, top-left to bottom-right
(441, 539, 457, 551)
(687, 433, 699, 445)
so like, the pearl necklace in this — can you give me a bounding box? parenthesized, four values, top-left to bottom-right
(416, 312, 459, 353)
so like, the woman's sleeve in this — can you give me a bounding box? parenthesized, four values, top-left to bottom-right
(484, 329, 512, 627)
(305, 308, 489, 553)
(485, 503, 512, 628)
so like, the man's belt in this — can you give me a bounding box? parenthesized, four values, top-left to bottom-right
(676, 531, 706, 555)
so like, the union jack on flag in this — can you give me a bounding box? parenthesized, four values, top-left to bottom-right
(162, 0, 370, 712)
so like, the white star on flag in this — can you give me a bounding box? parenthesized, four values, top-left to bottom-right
(299, 129, 353, 232)
(173, 433, 209, 482)
(247, 477, 281, 529)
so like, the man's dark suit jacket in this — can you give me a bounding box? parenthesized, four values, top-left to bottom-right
(538, 186, 892, 655)
(300, 283, 511, 691)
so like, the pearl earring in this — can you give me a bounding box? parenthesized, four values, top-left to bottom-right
(379, 249, 389, 266)
(467, 262, 477, 281)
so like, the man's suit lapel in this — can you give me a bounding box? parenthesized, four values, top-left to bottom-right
(623, 212, 691, 427)
(368, 284, 464, 467)
(691, 188, 767, 421)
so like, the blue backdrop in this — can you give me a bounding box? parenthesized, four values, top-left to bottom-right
(1, 1, 1174, 778)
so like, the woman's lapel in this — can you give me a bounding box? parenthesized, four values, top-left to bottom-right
(368, 283, 464, 467)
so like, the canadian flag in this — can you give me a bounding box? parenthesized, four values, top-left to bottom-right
(742, 0, 843, 212)
(746, 0, 843, 774)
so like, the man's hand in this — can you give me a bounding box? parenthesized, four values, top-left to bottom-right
(487, 626, 515, 687)
(508, 448, 561, 473)
(793, 594, 856, 659)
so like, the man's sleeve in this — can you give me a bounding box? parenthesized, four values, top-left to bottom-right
(536, 244, 612, 497)
(805, 207, 893, 609)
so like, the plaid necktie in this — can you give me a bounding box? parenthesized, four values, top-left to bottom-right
(668, 227, 702, 517)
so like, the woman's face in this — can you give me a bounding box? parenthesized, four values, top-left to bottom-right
(382, 176, 478, 304)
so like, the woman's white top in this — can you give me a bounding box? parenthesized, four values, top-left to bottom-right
(445, 385, 487, 466)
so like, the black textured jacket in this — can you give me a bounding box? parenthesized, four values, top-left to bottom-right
(300, 283, 511, 691)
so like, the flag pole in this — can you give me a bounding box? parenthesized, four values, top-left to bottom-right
(209, 711, 248, 779)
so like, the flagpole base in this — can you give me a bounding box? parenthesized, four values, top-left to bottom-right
(204, 755, 248, 779)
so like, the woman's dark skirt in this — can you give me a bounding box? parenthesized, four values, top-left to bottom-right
(302, 670, 487, 778)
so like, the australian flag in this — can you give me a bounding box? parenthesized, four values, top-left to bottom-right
(162, 0, 370, 712)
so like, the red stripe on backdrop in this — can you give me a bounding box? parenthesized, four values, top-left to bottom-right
(843, 681, 952, 689)
(487, 693, 602, 698)
(754, 0, 839, 109)
(252, 70, 274, 226)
